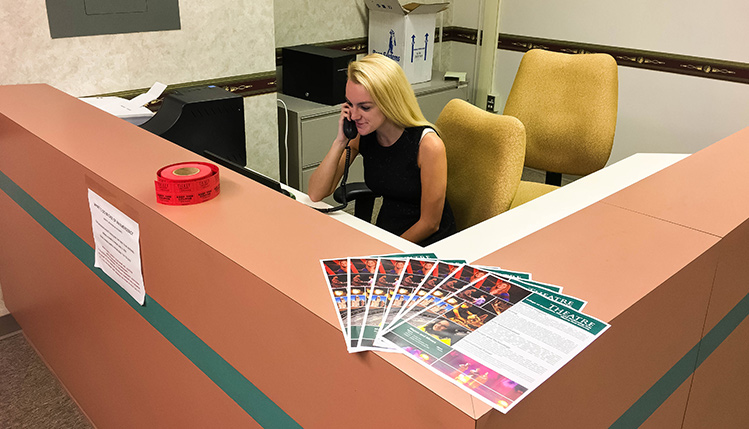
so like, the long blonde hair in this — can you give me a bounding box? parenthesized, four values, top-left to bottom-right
(347, 53, 437, 133)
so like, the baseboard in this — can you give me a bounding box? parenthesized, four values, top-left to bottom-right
(0, 313, 21, 340)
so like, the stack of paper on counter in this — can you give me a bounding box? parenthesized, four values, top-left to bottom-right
(320, 254, 609, 414)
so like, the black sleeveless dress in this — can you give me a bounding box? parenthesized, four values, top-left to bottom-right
(358, 126, 456, 246)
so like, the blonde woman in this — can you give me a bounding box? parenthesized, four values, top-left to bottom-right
(308, 53, 456, 245)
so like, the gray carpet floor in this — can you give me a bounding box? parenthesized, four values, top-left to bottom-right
(0, 330, 93, 429)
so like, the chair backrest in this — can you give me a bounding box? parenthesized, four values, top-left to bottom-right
(503, 49, 618, 176)
(436, 99, 526, 231)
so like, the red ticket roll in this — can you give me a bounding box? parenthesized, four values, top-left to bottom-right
(154, 162, 220, 205)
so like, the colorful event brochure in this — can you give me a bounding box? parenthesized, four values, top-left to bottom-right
(477, 265, 533, 282)
(379, 272, 610, 414)
(507, 278, 587, 311)
(480, 267, 563, 294)
(372, 252, 439, 259)
(319, 257, 610, 413)
(375, 265, 492, 348)
(377, 259, 439, 337)
(354, 257, 408, 351)
(320, 258, 352, 349)
(511, 277, 565, 294)
(348, 257, 380, 351)
(379, 260, 461, 335)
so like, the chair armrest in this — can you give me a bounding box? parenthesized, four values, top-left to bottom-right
(334, 182, 379, 222)
(333, 182, 376, 203)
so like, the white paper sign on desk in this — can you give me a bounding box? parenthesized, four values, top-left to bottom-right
(87, 189, 146, 305)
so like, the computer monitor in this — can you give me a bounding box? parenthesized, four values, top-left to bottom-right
(141, 86, 247, 166)
(202, 150, 292, 198)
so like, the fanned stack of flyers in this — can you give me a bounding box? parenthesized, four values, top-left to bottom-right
(320, 253, 610, 414)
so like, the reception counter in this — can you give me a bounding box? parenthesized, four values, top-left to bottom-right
(1, 84, 748, 428)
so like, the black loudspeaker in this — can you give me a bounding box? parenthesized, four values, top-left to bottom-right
(282, 45, 355, 105)
(140, 86, 246, 166)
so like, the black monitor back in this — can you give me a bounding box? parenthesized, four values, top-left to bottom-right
(141, 86, 246, 166)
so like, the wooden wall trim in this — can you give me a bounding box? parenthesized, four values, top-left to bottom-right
(444, 27, 749, 85)
(91, 71, 277, 110)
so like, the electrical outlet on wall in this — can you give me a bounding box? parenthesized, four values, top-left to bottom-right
(486, 94, 496, 112)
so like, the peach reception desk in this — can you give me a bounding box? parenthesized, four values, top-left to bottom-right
(1, 84, 749, 428)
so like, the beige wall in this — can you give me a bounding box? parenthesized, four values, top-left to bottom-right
(274, 0, 367, 48)
(0, 1, 280, 178)
(499, 0, 749, 63)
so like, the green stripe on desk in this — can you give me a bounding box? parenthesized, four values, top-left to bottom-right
(611, 291, 749, 428)
(0, 170, 302, 429)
